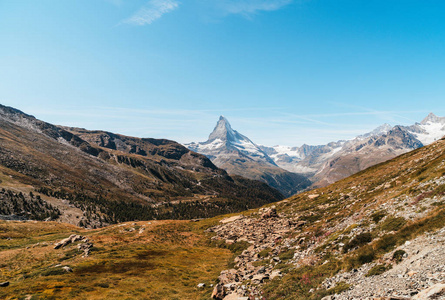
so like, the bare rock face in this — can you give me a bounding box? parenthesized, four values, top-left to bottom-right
(78, 242, 93, 257)
(413, 283, 445, 299)
(54, 234, 84, 249)
(212, 283, 226, 300)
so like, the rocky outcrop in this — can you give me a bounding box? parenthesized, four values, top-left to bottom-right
(207, 206, 310, 298)
(78, 241, 93, 257)
(413, 283, 445, 299)
(54, 234, 84, 249)
(321, 228, 445, 299)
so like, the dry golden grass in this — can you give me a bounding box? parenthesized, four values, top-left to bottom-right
(0, 219, 232, 300)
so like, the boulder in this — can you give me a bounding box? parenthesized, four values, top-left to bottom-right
(54, 234, 84, 249)
(223, 293, 249, 300)
(261, 207, 278, 219)
(0, 282, 9, 287)
(218, 269, 239, 284)
(62, 266, 73, 273)
(78, 242, 93, 257)
(413, 283, 445, 299)
(212, 283, 226, 300)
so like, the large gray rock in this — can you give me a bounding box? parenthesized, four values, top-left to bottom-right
(413, 283, 445, 299)
(223, 293, 249, 300)
(54, 234, 84, 249)
(212, 283, 226, 300)
(261, 207, 278, 219)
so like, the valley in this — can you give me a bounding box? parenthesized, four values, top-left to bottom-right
(0, 104, 445, 299)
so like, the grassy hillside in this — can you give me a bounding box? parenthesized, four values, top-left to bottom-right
(259, 137, 445, 299)
(202, 137, 445, 299)
(0, 217, 244, 300)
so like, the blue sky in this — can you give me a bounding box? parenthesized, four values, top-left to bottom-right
(1, 0, 444, 146)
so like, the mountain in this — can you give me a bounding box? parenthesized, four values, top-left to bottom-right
(259, 141, 346, 175)
(4, 121, 445, 300)
(0, 104, 284, 227)
(208, 132, 445, 299)
(186, 116, 311, 197)
(356, 123, 392, 139)
(312, 125, 424, 187)
(402, 112, 445, 144)
(262, 113, 445, 188)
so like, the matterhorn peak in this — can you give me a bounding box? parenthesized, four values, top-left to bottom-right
(208, 116, 238, 142)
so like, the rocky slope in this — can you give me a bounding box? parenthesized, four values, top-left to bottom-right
(186, 116, 311, 197)
(207, 135, 445, 299)
(0, 104, 283, 227)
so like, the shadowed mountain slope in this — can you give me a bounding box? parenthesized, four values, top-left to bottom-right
(0, 104, 283, 227)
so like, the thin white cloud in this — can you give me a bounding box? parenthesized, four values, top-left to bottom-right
(215, 0, 293, 16)
(122, 0, 179, 26)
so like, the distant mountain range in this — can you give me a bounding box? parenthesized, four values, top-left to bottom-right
(0, 104, 283, 227)
(187, 113, 445, 189)
(186, 116, 311, 197)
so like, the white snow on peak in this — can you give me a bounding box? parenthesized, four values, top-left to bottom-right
(270, 145, 303, 160)
(187, 116, 272, 161)
(356, 123, 393, 140)
(197, 138, 225, 151)
(420, 112, 445, 125)
(412, 122, 445, 145)
(405, 113, 445, 145)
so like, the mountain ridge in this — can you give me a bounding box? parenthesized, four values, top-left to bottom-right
(186, 116, 311, 197)
(0, 104, 284, 227)
(260, 112, 445, 187)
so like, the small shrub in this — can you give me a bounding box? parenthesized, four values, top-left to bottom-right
(326, 281, 351, 295)
(278, 248, 295, 261)
(252, 260, 268, 267)
(258, 248, 271, 258)
(379, 216, 406, 232)
(375, 234, 397, 252)
(371, 211, 386, 223)
(392, 250, 406, 263)
(346, 247, 376, 269)
(59, 248, 78, 261)
(358, 249, 375, 265)
(41, 268, 68, 276)
(273, 263, 292, 274)
(343, 232, 373, 253)
(366, 264, 391, 277)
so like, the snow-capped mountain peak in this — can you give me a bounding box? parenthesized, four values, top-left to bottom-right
(356, 123, 393, 139)
(403, 113, 445, 144)
(208, 115, 244, 142)
(186, 116, 275, 164)
(420, 112, 445, 125)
